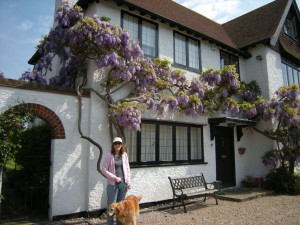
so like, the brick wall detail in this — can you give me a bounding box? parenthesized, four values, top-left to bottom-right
(14, 103, 66, 139)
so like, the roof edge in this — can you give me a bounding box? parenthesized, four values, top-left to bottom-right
(270, 0, 294, 46)
(76, 0, 249, 57)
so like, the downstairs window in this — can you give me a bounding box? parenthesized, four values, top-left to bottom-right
(126, 120, 204, 166)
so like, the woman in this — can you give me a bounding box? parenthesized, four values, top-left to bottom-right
(101, 137, 131, 225)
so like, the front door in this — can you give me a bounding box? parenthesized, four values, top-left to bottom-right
(215, 126, 236, 187)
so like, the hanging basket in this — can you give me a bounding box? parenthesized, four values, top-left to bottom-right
(238, 147, 246, 155)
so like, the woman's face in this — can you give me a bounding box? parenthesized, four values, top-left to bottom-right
(113, 142, 122, 153)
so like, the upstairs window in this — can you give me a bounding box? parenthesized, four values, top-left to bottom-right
(220, 50, 240, 75)
(281, 61, 300, 86)
(126, 121, 204, 166)
(284, 17, 298, 40)
(174, 32, 201, 72)
(121, 12, 158, 58)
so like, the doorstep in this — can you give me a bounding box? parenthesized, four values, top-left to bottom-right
(216, 187, 273, 202)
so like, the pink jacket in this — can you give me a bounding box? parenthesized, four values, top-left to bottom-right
(101, 152, 131, 186)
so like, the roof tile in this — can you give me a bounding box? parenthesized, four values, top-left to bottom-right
(223, 0, 289, 48)
(124, 0, 237, 48)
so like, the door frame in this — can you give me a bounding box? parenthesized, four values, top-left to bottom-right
(214, 126, 236, 187)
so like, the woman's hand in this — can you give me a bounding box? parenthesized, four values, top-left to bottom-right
(115, 177, 122, 183)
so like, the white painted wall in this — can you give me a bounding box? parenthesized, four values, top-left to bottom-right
(201, 40, 221, 71)
(0, 86, 91, 218)
(234, 126, 272, 186)
(241, 44, 284, 99)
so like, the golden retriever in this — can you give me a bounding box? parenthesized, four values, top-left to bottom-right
(108, 194, 142, 225)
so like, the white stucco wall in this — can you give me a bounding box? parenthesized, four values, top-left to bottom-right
(201, 41, 221, 71)
(238, 45, 286, 185)
(234, 126, 271, 186)
(241, 44, 284, 99)
(0, 86, 91, 218)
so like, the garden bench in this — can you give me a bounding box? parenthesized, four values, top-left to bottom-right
(168, 173, 218, 213)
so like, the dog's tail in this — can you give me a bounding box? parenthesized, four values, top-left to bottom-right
(136, 194, 142, 202)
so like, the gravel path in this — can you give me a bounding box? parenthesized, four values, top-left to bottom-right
(60, 195, 300, 225)
(138, 195, 300, 225)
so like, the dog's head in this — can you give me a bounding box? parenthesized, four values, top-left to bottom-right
(107, 202, 118, 217)
(108, 201, 127, 217)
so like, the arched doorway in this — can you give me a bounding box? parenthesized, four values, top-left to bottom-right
(0, 103, 65, 220)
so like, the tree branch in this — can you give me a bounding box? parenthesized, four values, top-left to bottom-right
(75, 75, 106, 177)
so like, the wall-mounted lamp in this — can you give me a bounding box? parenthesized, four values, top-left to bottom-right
(256, 55, 263, 60)
(211, 43, 217, 51)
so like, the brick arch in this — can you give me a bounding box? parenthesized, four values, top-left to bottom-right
(13, 103, 65, 139)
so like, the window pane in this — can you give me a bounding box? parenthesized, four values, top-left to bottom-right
(130, 121, 204, 165)
(125, 128, 137, 162)
(281, 63, 288, 86)
(291, 18, 298, 39)
(190, 127, 202, 160)
(188, 39, 199, 69)
(123, 14, 139, 42)
(220, 51, 229, 69)
(142, 21, 156, 57)
(293, 68, 299, 85)
(176, 126, 188, 160)
(141, 124, 156, 162)
(284, 19, 293, 37)
(159, 125, 173, 161)
(230, 55, 239, 68)
(174, 33, 186, 66)
(288, 66, 294, 85)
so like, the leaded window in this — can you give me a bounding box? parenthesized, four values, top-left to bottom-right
(126, 121, 204, 166)
(282, 61, 300, 86)
(174, 32, 201, 71)
(122, 12, 158, 58)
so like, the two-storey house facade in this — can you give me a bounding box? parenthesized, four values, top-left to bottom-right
(3, 0, 297, 220)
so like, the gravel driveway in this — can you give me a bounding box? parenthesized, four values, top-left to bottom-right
(60, 194, 300, 225)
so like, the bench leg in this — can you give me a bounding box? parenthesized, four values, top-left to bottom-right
(180, 195, 187, 213)
(172, 196, 176, 210)
(214, 192, 218, 205)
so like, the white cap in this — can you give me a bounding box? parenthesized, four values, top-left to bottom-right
(112, 137, 122, 143)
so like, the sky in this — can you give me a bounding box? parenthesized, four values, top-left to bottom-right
(0, 0, 299, 80)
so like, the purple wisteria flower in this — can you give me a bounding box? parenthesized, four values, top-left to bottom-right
(19, 70, 47, 84)
(201, 70, 221, 86)
(115, 106, 142, 131)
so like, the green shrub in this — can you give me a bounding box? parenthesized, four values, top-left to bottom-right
(264, 169, 300, 195)
(0, 194, 4, 203)
(242, 175, 257, 188)
(288, 173, 300, 195)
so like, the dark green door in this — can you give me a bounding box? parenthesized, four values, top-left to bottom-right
(215, 126, 236, 187)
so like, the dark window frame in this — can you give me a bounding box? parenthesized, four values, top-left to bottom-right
(128, 120, 205, 167)
(281, 60, 300, 86)
(220, 50, 240, 75)
(284, 16, 299, 41)
(173, 31, 201, 73)
(121, 11, 159, 58)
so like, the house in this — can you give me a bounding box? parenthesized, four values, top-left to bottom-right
(0, 0, 299, 221)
